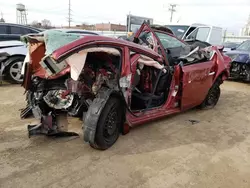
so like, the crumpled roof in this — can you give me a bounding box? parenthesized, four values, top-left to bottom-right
(21, 30, 82, 55)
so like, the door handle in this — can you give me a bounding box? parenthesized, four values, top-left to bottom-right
(208, 72, 215, 76)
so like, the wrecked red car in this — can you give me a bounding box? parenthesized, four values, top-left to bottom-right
(21, 23, 231, 150)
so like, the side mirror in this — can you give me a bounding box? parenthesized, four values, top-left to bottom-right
(231, 47, 236, 50)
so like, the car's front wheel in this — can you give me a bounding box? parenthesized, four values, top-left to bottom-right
(200, 82, 221, 109)
(5, 56, 24, 84)
(90, 97, 123, 150)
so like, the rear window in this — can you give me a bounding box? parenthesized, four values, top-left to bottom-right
(21, 28, 38, 34)
(0, 25, 8, 34)
(166, 25, 189, 39)
(10, 26, 39, 35)
(10, 26, 22, 34)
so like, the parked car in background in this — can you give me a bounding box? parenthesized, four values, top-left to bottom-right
(0, 23, 42, 41)
(0, 23, 42, 83)
(222, 41, 241, 52)
(0, 40, 27, 83)
(225, 40, 250, 81)
(21, 23, 230, 150)
(166, 24, 223, 46)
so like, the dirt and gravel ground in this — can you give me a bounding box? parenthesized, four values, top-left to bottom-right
(0, 81, 250, 188)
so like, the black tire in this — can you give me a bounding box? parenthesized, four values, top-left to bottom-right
(90, 97, 122, 150)
(4, 56, 24, 84)
(199, 83, 221, 109)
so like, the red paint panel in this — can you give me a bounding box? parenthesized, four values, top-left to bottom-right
(181, 61, 215, 110)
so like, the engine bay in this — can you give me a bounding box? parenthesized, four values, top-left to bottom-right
(28, 50, 121, 120)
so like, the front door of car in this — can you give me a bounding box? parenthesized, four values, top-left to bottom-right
(133, 23, 168, 64)
(181, 60, 215, 110)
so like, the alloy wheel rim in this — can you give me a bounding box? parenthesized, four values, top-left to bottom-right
(9, 61, 23, 82)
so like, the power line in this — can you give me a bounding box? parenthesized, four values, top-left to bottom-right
(169, 4, 177, 23)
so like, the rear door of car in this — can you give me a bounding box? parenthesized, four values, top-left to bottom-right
(181, 58, 216, 110)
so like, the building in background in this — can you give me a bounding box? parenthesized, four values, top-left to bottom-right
(75, 24, 95, 30)
(95, 23, 126, 31)
(241, 14, 250, 36)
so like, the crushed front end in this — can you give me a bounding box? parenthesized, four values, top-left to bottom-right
(21, 31, 123, 139)
(226, 53, 250, 81)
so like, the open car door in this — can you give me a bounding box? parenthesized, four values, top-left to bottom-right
(126, 23, 179, 125)
(133, 22, 168, 63)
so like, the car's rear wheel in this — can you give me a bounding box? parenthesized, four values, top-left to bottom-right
(90, 97, 122, 150)
(200, 82, 221, 109)
(5, 57, 24, 84)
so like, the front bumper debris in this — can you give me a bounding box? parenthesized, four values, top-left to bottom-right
(27, 112, 79, 138)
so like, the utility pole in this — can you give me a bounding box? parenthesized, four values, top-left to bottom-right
(67, 0, 72, 28)
(127, 11, 131, 32)
(169, 4, 177, 23)
(223, 29, 227, 42)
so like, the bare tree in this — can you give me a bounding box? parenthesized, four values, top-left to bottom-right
(31, 20, 41, 27)
(41, 19, 52, 29)
(0, 18, 5, 23)
(0, 12, 5, 23)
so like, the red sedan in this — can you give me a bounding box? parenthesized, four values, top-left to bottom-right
(22, 23, 231, 150)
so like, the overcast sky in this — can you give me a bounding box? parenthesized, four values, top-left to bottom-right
(1, 0, 250, 33)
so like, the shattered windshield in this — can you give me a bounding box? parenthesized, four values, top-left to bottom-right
(155, 32, 186, 49)
(236, 40, 250, 51)
(165, 25, 189, 39)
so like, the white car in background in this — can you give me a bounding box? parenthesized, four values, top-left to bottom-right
(166, 24, 223, 46)
(0, 40, 27, 83)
